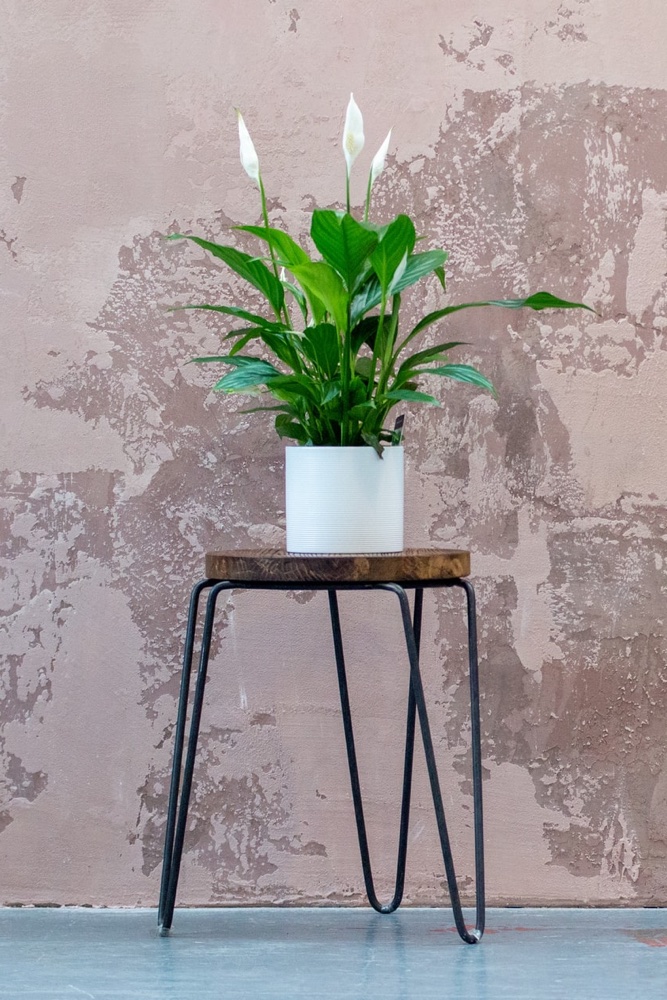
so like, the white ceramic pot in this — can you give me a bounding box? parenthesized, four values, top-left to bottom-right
(285, 445, 404, 554)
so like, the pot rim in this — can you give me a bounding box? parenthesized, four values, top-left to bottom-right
(284, 444, 403, 452)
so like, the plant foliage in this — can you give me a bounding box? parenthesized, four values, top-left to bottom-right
(170, 99, 593, 453)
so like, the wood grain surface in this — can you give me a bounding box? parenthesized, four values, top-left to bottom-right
(205, 548, 470, 583)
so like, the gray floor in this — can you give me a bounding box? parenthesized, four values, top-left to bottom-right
(2, 907, 667, 999)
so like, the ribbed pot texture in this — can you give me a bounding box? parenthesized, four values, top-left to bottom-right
(285, 445, 404, 554)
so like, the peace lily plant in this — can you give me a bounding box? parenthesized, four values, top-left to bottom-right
(169, 95, 589, 455)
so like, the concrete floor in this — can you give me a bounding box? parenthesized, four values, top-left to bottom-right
(1, 907, 667, 999)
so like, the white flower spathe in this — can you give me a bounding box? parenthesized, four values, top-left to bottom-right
(236, 109, 260, 185)
(370, 129, 392, 186)
(342, 93, 365, 174)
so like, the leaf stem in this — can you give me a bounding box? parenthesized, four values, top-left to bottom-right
(340, 303, 352, 445)
(366, 291, 387, 401)
(364, 170, 373, 223)
(259, 175, 291, 328)
(378, 294, 401, 395)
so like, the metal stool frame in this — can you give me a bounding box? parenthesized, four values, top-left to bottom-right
(158, 578, 484, 943)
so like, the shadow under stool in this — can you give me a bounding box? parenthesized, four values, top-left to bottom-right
(158, 547, 485, 944)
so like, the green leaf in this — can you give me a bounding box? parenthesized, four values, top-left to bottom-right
(361, 431, 384, 457)
(370, 215, 416, 295)
(350, 316, 380, 355)
(188, 355, 234, 364)
(297, 284, 326, 326)
(311, 211, 378, 290)
(350, 250, 449, 323)
(275, 414, 311, 443)
(384, 388, 441, 406)
(234, 225, 311, 269)
(486, 291, 595, 312)
(169, 303, 286, 332)
(347, 401, 375, 419)
(268, 373, 321, 405)
(348, 377, 369, 408)
(395, 341, 465, 378)
(402, 303, 482, 346)
(405, 291, 593, 346)
(222, 326, 261, 339)
(321, 381, 342, 405)
(190, 354, 277, 369)
(391, 250, 449, 295)
(355, 356, 374, 381)
(300, 323, 340, 379)
(212, 357, 283, 392)
(290, 261, 348, 331)
(282, 280, 309, 322)
(228, 330, 262, 355)
(239, 404, 291, 415)
(356, 220, 390, 237)
(350, 275, 382, 324)
(419, 363, 496, 396)
(259, 331, 304, 373)
(167, 235, 285, 318)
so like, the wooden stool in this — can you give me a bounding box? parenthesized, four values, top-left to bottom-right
(158, 549, 485, 943)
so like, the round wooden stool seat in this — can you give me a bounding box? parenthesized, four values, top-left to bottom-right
(205, 547, 470, 584)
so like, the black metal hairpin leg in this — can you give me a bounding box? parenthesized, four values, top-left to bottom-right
(159, 576, 483, 942)
(383, 581, 485, 944)
(158, 578, 213, 926)
(158, 579, 233, 935)
(328, 587, 422, 913)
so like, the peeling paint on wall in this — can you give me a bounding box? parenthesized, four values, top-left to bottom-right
(2, 0, 667, 906)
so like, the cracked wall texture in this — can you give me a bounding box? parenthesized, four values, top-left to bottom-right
(2, 0, 667, 906)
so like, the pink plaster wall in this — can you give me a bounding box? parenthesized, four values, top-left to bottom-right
(2, 0, 667, 907)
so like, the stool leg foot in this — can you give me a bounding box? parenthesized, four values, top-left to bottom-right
(158, 580, 232, 932)
(383, 582, 485, 944)
(328, 588, 421, 914)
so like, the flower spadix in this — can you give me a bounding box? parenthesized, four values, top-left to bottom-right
(236, 109, 260, 186)
(342, 93, 365, 174)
